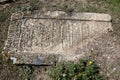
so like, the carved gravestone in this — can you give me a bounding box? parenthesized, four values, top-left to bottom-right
(5, 11, 112, 64)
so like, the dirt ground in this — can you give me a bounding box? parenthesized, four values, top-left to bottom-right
(0, 0, 120, 80)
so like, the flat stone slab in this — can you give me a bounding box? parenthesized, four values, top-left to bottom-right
(0, 0, 8, 3)
(4, 11, 112, 64)
(0, 0, 6, 2)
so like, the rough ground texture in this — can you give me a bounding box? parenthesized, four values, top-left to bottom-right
(0, 0, 120, 80)
(84, 33, 120, 80)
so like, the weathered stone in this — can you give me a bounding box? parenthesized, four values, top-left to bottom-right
(27, 11, 111, 21)
(11, 12, 24, 21)
(5, 11, 112, 64)
(0, 0, 7, 2)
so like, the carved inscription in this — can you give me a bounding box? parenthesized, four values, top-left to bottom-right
(81, 22, 90, 40)
(7, 19, 92, 53)
(4, 11, 112, 65)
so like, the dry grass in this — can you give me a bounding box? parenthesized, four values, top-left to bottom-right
(0, 0, 120, 80)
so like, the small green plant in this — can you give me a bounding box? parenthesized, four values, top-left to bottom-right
(29, 0, 40, 10)
(61, 3, 74, 14)
(0, 10, 6, 22)
(21, 0, 41, 11)
(22, 65, 34, 80)
(49, 59, 105, 80)
(21, 5, 34, 11)
(21, 1, 40, 12)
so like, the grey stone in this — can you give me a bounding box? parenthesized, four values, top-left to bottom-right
(28, 11, 111, 21)
(5, 11, 112, 64)
(0, 0, 7, 2)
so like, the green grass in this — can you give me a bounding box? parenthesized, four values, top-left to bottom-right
(22, 65, 34, 80)
(48, 59, 105, 80)
(0, 10, 6, 22)
(95, 0, 120, 12)
(106, 0, 120, 12)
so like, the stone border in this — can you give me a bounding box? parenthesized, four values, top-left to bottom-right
(23, 11, 111, 22)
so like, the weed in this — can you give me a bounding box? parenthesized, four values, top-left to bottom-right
(21, 5, 33, 11)
(0, 10, 6, 22)
(21, 0, 42, 11)
(49, 59, 105, 80)
(29, 0, 40, 10)
(22, 65, 34, 80)
(61, 3, 74, 14)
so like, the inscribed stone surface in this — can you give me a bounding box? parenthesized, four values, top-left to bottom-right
(5, 11, 112, 64)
